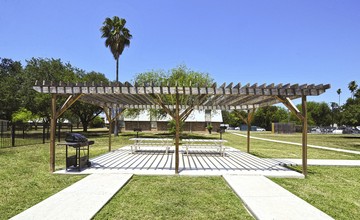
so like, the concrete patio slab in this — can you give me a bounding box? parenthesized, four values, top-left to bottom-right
(10, 173, 132, 220)
(224, 175, 333, 220)
(54, 146, 304, 178)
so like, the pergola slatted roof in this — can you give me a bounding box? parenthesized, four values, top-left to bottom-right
(34, 80, 330, 176)
(33, 80, 330, 110)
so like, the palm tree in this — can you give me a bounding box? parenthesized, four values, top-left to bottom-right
(100, 16, 132, 82)
(100, 16, 132, 136)
(348, 81, 358, 99)
(336, 88, 341, 106)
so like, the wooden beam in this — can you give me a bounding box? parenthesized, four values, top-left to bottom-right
(234, 109, 255, 153)
(152, 94, 175, 118)
(180, 106, 194, 121)
(113, 108, 126, 121)
(57, 94, 83, 118)
(302, 95, 308, 177)
(50, 94, 57, 172)
(275, 95, 304, 121)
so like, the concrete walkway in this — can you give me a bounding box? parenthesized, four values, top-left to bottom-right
(231, 132, 360, 155)
(10, 173, 133, 220)
(224, 175, 333, 220)
(271, 158, 360, 166)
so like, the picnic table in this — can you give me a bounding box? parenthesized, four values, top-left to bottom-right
(129, 138, 173, 154)
(182, 139, 228, 156)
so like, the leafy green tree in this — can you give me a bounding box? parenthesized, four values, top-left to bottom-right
(133, 65, 213, 123)
(342, 97, 360, 126)
(20, 58, 108, 132)
(221, 111, 233, 126)
(289, 102, 332, 126)
(355, 89, 360, 99)
(69, 71, 109, 132)
(90, 116, 105, 128)
(253, 106, 288, 130)
(168, 119, 184, 134)
(229, 110, 248, 127)
(131, 65, 213, 133)
(21, 58, 81, 122)
(12, 107, 38, 123)
(100, 16, 132, 82)
(0, 58, 23, 121)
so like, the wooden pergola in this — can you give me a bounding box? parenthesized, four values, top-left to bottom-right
(33, 81, 330, 176)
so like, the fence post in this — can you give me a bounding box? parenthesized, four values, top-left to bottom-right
(42, 123, 46, 144)
(0, 121, 3, 148)
(22, 123, 25, 139)
(11, 123, 15, 147)
(57, 122, 61, 142)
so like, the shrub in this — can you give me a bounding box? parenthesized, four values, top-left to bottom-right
(90, 116, 105, 128)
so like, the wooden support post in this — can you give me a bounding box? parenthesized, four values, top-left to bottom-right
(175, 93, 180, 174)
(276, 95, 308, 176)
(50, 94, 57, 172)
(103, 107, 113, 152)
(246, 109, 256, 153)
(108, 122, 112, 152)
(247, 122, 251, 153)
(302, 95, 308, 176)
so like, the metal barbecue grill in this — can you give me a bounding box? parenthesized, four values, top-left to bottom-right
(65, 132, 88, 143)
(58, 133, 94, 171)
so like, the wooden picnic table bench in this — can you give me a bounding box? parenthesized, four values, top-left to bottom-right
(129, 138, 173, 154)
(182, 139, 228, 156)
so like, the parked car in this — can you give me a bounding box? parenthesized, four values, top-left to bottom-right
(256, 127, 266, 131)
(234, 127, 240, 130)
(332, 129, 343, 134)
(311, 127, 321, 133)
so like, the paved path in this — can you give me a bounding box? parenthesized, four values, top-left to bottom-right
(10, 173, 133, 220)
(224, 175, 333, 220)
(271, 158, 360, 166)
(231, 132, 360, 155)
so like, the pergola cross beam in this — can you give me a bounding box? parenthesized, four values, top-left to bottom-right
(275, 95, 304, 121)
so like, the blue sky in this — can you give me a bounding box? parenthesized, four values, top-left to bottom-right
(1, 0, 359, 105)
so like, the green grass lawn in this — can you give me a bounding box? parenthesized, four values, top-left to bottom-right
(0, 144, 84, 219)
(1, 129, 360, 219)
(94, 175, 253, 220)
(224, 132, 360, 160)
(248, 131, 360, 152)
(271, 166, 360, 219)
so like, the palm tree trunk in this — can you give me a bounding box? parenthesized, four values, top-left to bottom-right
(114, 58, 120, 136)
(116, 58, 119, 82)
